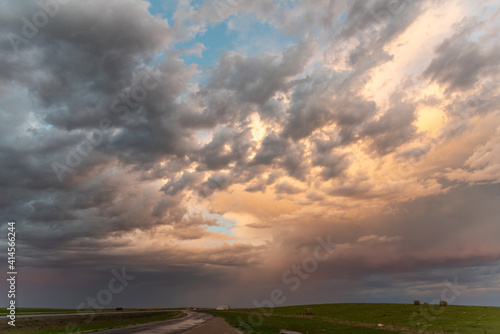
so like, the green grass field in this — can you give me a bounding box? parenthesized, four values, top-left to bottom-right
(2, 308, 81, 315)
(1, 310, 185, 334)
(203, 309, 400, 334)
(0, 307, 180, 316)
(203, 303, 500, 334)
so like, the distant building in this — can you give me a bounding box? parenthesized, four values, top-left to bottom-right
(216, 305, 231, 311)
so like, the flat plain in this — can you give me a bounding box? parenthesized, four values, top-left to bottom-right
(202, 303, 500, 334)
(1, 310, 185, 334)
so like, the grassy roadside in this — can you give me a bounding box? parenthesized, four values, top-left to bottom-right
(1, 308, 180, 316)
(201, 303, 500, 334)
(202, 309, 402, 334)
(3, 309, 81, 315)
(1, 310, 186, 334)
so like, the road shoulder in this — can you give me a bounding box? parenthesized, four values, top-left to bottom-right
(184, 316, 243, 334)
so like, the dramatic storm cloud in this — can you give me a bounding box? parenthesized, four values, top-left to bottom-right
(0, 0, 499, 309)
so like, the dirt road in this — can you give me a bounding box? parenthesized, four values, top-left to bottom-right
(184, 316, 243, 334)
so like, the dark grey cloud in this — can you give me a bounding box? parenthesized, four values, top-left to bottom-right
(280, 143, 310, 181)
(206, 38, 316, 105)
(244, 170, 282, 193)
(0, 0, 172, 113)
(320, 0, 424, 82)
(362, 100, 417, 155)
(338, 0, 420, 40)
(281, 71, 377, 146)
(423, 20, 500, 94)
(177, 91, 239, 129)
(176, 39, 318, 136)
(275, 181, 304, 195)
(161, 172, 203, 196)
(191, 126, 252, 171)
(197, 172, 232, 197)
(312, 150, 349, 181)
(281, 86, 333, 141)
(0, 0, 200, 171)
(0, 0, 196, 255)
(251, 132, 289, 166)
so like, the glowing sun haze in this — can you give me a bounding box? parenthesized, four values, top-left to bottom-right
(0, 0, 499, 308)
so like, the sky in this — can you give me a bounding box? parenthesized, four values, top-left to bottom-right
(0, 0, 500, 310)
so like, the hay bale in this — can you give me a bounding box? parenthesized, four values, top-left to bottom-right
(305, 308, 313, 315)
(439, 300, 448, 306)
(414, 300, 420, 305)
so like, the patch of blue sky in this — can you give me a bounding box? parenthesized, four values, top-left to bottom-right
(147, 1, 298, 72)
(146, 0, 177, 23)
(183, 207, 236, 242)
(204, 213, 236, 238)
(177, 21, 238, 69)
